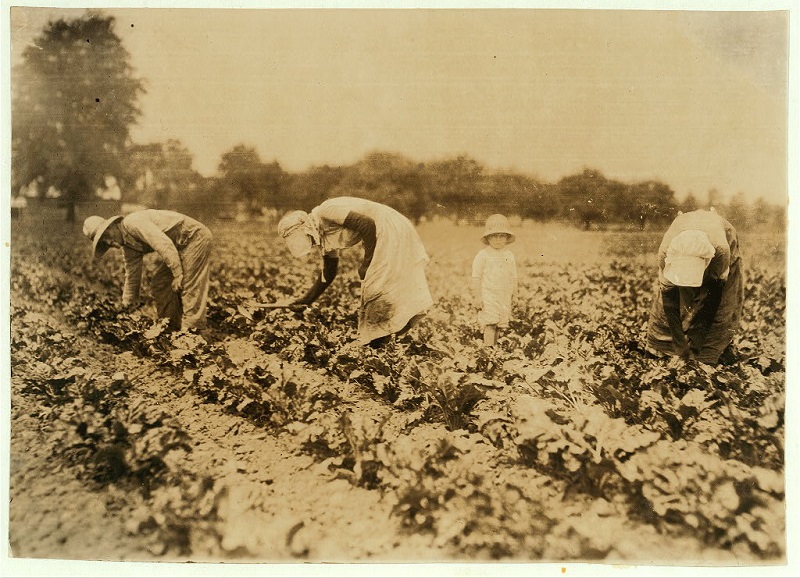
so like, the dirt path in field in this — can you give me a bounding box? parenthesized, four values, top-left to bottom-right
(9, 393, 149, 560)
(149, 364, 451, 563)
(8, 297, 451, 563)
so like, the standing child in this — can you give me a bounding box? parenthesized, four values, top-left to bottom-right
(471, 214, 518, 347)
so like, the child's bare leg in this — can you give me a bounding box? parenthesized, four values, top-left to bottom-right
(483, 324, 498, 347)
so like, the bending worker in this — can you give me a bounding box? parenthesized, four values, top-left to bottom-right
(276, 196, 433, 348)
(83, 209, 213, 332)
(646, 208, 744, 365)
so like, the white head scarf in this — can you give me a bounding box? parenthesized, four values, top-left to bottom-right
(278, 210, 322, 256)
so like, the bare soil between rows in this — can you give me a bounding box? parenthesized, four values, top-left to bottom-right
(9, 298, 454, 563)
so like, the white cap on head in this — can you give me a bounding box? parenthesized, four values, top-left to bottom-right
(663, 229, 716, 287)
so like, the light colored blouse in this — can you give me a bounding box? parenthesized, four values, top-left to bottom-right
(119, 210, 204, 305)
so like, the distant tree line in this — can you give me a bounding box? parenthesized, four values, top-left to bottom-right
(11, 13, 786, 233)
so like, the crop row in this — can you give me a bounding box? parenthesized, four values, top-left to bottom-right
(9, 225, 787, 559)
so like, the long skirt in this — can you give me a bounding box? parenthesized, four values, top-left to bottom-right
(646, 260, 744, 364)
(357, 259, 433, 345)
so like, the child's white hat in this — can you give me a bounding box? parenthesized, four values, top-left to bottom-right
(481, 214, 515, 244)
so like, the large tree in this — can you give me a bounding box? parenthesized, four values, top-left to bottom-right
(331, 151, 428, 223)
(626, 180, 678, 230)
(422, 155, 485, 221)
(557, 168, 613, 230)
(679, 192, 700, 214)
(218, 145, 263, 212)
(12, 13, 145, 221)
(217, 145, 285, 214)
(129, 140, 204, 208)
(721, 192, 751, 230)
(283, 165, 346, 211)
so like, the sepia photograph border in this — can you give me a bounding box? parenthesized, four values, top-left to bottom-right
(1, 1, 798, 577)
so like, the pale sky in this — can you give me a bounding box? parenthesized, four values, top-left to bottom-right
(7, 4, 792, 204)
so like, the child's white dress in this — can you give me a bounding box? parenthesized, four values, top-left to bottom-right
(472, 246, 517, 328)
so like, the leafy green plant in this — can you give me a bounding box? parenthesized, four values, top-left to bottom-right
(510, 395, 660, 496)
(52, 394, 192, 492)
(618, 439, 785, 556)
(18, 355, 192, 494)
(412, 362, 488, 431)
(338, 411, 389, 489)
(384, 432, 555, 559)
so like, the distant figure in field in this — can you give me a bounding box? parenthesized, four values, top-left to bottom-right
(646, 208, 744, 365)
(11, 195, 28, 219)
(276, 197, 433, 348)
(471, 214, 518, 347)
(83, 209, 213, 332)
